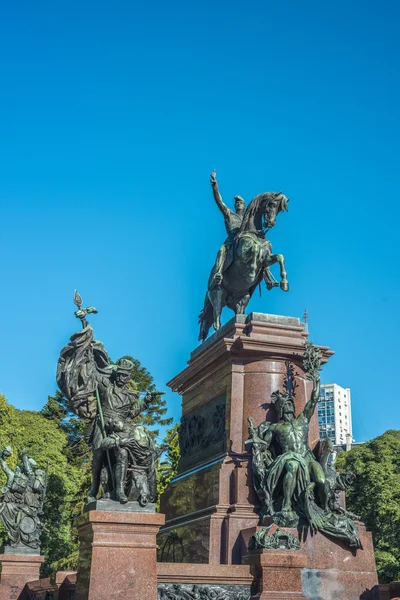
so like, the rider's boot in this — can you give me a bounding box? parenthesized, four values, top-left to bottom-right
(212, 245, 226, 286)
(212, 286, 223, 332)
(213, 314, 221, 331)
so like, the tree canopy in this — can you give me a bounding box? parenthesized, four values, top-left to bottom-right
(157, 423, 180, 510)
(336, 429, 400, 583)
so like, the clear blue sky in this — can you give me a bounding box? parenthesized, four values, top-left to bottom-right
(0, 0, 399, 443)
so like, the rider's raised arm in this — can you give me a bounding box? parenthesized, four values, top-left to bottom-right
(210, 171, 230, 219)
(303, 372, 321, 422)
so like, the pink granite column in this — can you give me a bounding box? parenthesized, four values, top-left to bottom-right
(75, 510, 165, 600)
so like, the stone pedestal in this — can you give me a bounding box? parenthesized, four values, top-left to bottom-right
(75, 508, 164, 600)
(244, 549, 309, 599)
(241, 524, 379, 600)
(380, 581, 400, 600)
(159, 313, 333, 564)
(0, 552, 44, 599)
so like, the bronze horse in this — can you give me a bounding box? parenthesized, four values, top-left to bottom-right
(198, 191, 289, 341)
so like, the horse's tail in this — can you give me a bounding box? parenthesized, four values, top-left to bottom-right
(198, 294, 213, 342)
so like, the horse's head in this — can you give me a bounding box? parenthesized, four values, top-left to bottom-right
(264, 192, 289, 230)
(240, 191, 289, 234)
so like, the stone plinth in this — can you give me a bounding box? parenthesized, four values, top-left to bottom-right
(380, 581, 400, 600)
(159, 313, 333, 564)
(244, 548, 308, 599)
(0, 553, 44, 599)
(242, 523, 379, 600)
(75, 509, 164, 600)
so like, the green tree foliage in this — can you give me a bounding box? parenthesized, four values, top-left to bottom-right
(0, 394, 23, 468)
(336, 430, 400, 583)
(18, 410, 86, 575)
(157, 423, 180, 509)
(117, 355, 173, 435)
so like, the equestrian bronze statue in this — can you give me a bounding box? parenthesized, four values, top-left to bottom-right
(198, 171, 289, 341)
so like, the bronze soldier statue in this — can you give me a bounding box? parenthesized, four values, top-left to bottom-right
(57, 292, 162, 505)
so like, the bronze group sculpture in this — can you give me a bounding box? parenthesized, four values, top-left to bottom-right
(198, 171, 289, 341)
(0, 447, 46, 552)
(247, 341, 361, 548)
(57, 292, 163, 507)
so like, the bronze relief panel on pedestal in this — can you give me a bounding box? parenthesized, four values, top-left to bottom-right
(178, 394, 226, 471)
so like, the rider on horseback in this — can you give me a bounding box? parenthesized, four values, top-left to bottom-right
(198, 172, 289, 341)
(210, 170, 246, 286)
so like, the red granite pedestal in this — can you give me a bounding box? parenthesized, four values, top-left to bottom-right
(241, 523, 379, 600)
(0, 553, 44, 600)
(159, 313, 333, 565)
(75, 509, 165, 600)
(244, 549, 309, 600)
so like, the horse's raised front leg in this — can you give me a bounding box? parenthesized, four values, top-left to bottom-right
(269, 253, 289, 292)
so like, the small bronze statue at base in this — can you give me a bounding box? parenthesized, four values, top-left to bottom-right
(0, 447, 46, 552)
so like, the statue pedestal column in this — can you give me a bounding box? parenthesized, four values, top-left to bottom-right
(75, 507, 165, 600)
(0, 551, 44, 599)
(241, 523, 379, 600)
(159, 313, 333, 564)
(243, 549, 309, 599)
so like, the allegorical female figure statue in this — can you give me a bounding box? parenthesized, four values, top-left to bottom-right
(57, 292, 163, 506)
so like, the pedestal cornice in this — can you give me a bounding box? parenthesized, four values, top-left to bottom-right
(168, 313, 334, 396)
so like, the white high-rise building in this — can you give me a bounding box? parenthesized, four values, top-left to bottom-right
(318, 384, 352, 445)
